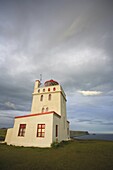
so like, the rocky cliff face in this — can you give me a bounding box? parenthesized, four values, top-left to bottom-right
(70, 131, 89, 138)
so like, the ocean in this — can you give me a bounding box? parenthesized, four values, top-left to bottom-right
(74, 134, 113, 141)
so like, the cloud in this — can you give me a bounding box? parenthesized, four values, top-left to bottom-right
(0, 110, 28, 128)
(69, 117, 113, 133)
(4, 102, 16, 109)
(78, 90, 102, 96)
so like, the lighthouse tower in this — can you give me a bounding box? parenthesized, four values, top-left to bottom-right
(5, 79, 70, 147)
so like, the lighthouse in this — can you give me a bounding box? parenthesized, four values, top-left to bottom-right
(5, 79, 70, 147)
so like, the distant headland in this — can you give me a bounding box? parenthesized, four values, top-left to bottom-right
(70, 130, 89, 138)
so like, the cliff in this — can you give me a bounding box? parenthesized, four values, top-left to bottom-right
(70, 130, 89, 138)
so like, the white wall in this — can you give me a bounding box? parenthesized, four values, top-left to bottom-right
(5, 128, 13, 144)
(31, 85, 66, 116)
(5, 114, 54, 147)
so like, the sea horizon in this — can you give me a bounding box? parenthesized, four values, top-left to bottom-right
(74, 133, 113, 141)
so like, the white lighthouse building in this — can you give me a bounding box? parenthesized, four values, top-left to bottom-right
(5, 79, 70, 147)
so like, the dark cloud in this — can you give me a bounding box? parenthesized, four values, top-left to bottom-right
(0, 0, 113, 132)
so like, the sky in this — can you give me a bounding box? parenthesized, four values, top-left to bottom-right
(0, 0, 113, 133)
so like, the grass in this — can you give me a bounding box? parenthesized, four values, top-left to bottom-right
(0, 129, 113, 170)
(0, 128, 7, 141)
(0, 140, 113, 170)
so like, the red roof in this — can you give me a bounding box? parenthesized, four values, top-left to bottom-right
(15, 111, 61, 119)
(44, 79, 59, 86)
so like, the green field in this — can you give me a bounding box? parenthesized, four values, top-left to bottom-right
(0, 129, 7, 141)
(0, 140, 113, 170)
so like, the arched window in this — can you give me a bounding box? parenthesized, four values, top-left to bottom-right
(43, 89, 45, 92)
(42, 107, 44, 113)
(48, 88, 50, 91)
(40, 95, 43, 101)
(48, 94, 51, 100)
(53, 87, 56, 91)
(46, 107, 48, 112)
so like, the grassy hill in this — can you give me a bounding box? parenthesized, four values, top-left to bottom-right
(0, 140, 113, 170)
(0, 128, 113, 170)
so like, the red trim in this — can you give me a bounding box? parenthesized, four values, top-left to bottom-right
(15, 111, 61, 119)
(44, 79, 59, 86)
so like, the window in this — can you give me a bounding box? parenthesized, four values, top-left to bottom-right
(42, 107, 44, 113)
(18, 124, 26, 137)
(48, 94, 51, 100)
(40, 95, 43, 101)
(37, 124, 45, 137)
(56, 125, 58, 137)
(48, 88, 50, 91)
(53, 87, 56, 91)
(46, 107, 48, 112)
(43, 89, 45, 92)
(38, 89, 40, 93)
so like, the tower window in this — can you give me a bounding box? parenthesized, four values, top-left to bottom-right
(48, 88, 50, 91)
(43, 89, 45, 92)
(37, 124, 45, 137)
(48, 94, 51, 100)
(42, 107, 44, 113)
(38, 89, 40, 93)
(18, 124, 26, 137)
(53, 87, 56, 91)
(40, 95, 43, 101)
(46, 107, 48, 112)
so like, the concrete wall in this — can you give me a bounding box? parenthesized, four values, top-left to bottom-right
(53, 115, 61, 143)
(5, 128, 13, 144)
(5, 114, 54, 147)
(52, 115, 70, 143)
